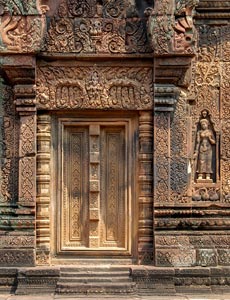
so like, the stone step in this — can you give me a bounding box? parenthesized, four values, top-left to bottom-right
(60, 266, 131, 273)
(59, 276, 132, 283)
(56, 282, 137, 295)
(60, 270, 130, 277)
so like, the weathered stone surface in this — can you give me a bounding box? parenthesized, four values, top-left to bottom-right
(0, 250, 35, 267)
(0, 0, 230, 295)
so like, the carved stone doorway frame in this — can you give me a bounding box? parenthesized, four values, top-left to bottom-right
(35, 58, 154, 265)
(36, 110, 153, 265)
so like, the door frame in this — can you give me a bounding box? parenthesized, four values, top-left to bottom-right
(50, 111, 139, 262)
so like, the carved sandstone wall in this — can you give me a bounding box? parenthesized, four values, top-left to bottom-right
(0, 0, 229, 275)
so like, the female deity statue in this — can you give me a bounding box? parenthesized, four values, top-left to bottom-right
(194, 118, 216, 181)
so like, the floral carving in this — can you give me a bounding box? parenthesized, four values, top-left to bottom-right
(154, 113, 170, 204)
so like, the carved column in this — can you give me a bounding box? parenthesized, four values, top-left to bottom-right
(36, 115, 51, 265)
(138, 111, 153, 264)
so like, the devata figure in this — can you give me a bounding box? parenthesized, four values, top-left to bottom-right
(194, 118, 216, 181)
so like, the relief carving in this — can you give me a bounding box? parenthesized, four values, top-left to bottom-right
(37, 66, 153, 110)
(43, 0, 152, 54)
(191, 109, 220, 202)
(0, 0, 38, 15)
(0, 0, 48, 52)
(0, 83, 19, 203)
(193, 111, 216, 183)
(147, 0, 199, 55)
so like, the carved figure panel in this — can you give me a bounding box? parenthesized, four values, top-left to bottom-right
(37, 66, 153, 110)
(193, 111, 216, 183)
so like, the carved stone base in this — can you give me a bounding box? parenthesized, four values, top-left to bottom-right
(16, 267, 60, 295)
(0, 268, 17, 294)
(0, 266, 228, 295)
(0, 250, 35, 267)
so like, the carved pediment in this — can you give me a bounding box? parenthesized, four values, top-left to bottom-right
(42, 0, 153, 54)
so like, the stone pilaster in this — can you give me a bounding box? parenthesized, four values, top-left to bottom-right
(138, 111, 153, 264)
(15, 85, 37, 207)
(36, 114, 51, 265)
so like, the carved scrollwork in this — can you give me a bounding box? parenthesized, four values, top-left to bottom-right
(147, 0, 199, 55)
(0, 0, 38, 15)
(67, 0, 97, 17)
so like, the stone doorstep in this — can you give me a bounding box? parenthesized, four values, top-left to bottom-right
(0, 266, 230, 296)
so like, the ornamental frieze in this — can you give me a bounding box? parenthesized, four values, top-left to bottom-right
(36, 66, 153, 110)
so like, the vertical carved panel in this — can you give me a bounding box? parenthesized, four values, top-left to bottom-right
(0, 82, 19, 204)
(89, 125, 100, 248)
(18, 113, 36, 206)
(61, 127, 89, 250)
(170, 91, 189, 204)
(36, 114, 51, 265)
(221, 59, 230, 202)
(154, 112, 170, 205)
(138, 111, 153, 264)
(100, 127, 126, 248)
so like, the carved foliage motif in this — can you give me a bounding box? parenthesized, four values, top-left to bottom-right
(43, 0, 152, 54)
(20, 116, 35, 156)
(0, 83, 19, 203)
(19, 157, 35, 203)
(170, 91, 189, 204)
(154, 113, 170, 204)
(37, 66, 153, 110)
